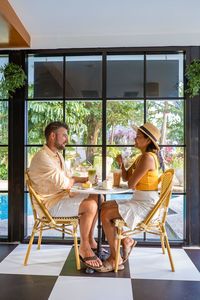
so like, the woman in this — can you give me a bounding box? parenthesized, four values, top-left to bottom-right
(100, 122, 161, 272)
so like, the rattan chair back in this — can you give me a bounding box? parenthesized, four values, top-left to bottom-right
(114, 168, 175, 273)
(24, 169, 80, 270)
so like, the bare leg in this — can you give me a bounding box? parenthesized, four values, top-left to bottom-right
(89, 195, 104, 249)
(101, 201, 135, 267)
(101, 201, 123, 266)
(78, 196, 102, 268)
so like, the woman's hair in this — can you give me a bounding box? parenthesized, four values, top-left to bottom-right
(140, 130, 165, 171)
(140, 131, 157, 153)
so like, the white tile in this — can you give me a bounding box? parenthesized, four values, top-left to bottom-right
(0, 244, 71, 276)
(49, 276, 133, 300)
(183, 246, 200, 250)
(129, 247, 200, 281)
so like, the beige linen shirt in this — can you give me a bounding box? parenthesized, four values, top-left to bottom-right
(28, 145, 71, 212)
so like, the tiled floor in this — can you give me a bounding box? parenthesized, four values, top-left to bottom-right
(0, 244, 199, 300)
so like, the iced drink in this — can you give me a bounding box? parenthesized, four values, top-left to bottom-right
(113, 169, 122, 187)
(88, 168, 96, 184)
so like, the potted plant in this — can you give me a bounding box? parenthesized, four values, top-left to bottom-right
(185, 59, 200, 98)
(0, 62, 27, 99)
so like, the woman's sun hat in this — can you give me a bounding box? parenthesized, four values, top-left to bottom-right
(132, 123, 161, 150)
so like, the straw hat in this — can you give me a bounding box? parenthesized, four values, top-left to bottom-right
(132, 123, 161, 150)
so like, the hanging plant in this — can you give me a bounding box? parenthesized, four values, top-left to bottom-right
(185, 59, 200, 98)
(0, 62, 27, 99)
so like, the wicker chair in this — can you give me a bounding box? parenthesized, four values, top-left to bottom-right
(24, 169, 80, 270)
(114, 169, 175, 272)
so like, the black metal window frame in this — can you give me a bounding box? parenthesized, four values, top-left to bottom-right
(0, 46, 199, 246)
(0, 53, 10, 239)
(0, 100, 9, 238)
(23, 49, 186, 246)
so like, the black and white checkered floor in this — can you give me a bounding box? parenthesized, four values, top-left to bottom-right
(0, 244, 199, 300)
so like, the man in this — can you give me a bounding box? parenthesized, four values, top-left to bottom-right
(29, 121, 102, 268)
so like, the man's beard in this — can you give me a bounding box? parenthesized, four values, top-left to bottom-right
(54, 139, 65, 150)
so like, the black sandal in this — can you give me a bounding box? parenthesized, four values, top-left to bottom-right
(79, 255, 103, 270)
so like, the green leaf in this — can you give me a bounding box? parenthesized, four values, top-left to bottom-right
(0, 62, 27, 99)
(185, 59, 200, 98)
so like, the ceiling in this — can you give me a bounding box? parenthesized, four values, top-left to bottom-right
(0, 1, 30, 48)
(3, 0, 200, 49)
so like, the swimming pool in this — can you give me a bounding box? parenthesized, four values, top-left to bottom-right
(0, 194, 134, 220)
(0, 193, 178, 220)
(0, 194, 33, 220)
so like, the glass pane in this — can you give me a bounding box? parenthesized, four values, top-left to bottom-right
(146, 54, 184, 98)
(161, 147, 184, 193)
(147, 100, 184, 145)
(0, 55, 9, 99)
(167, 194, 184, 240)
(146, 194, 184, 241)
(107, 100, 144, 145)
(0, 193, 8, 236)
(28, 56, 63, 98)
(65, 146, 102, 181)
(106, 146, 138, 180)
(65, 56, 102, 98)
(0, 147, 8, 191)
(65, 101, 102, 145)
(0, 101, 8, 145)
(27, 101, 63, 144)
(107, 55, 144, 98)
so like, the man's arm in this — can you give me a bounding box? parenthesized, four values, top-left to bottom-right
(72, 176, 88, 184)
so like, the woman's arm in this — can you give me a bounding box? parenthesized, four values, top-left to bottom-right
(116, 155, 128, 181)
(116, 155, 136, 181)
(121, 162, 128, 181)
(128, 153, 156, 189)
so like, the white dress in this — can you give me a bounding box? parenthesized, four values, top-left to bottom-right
(116, 190, 159, 230)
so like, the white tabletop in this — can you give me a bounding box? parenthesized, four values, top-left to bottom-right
(71, 183, 132, 195)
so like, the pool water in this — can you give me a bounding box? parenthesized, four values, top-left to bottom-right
(0, 195, 33, 220)
(0, 193, 178, 220)
(0, 195, 9, 220)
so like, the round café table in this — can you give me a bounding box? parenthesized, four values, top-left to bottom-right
(71, 183, 132, 257)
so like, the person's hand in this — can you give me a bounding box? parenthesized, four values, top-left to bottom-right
(94, 174, 98, 185)
(116, 154, 123, 168)
(66, 178, 75, 193)
(68, 178, 75, 189)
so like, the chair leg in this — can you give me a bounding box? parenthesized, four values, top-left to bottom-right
(37, 226, 43, 250)
(114, 227, 122, 273)
(24, 223, 37, 266)
(73, 225, 81, 270)
(160, 234, 165, 254)
(164, 234, 175, 272)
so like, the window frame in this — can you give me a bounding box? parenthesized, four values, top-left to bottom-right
(1, 46, 199, 246)
(24, 50, 186, 244)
